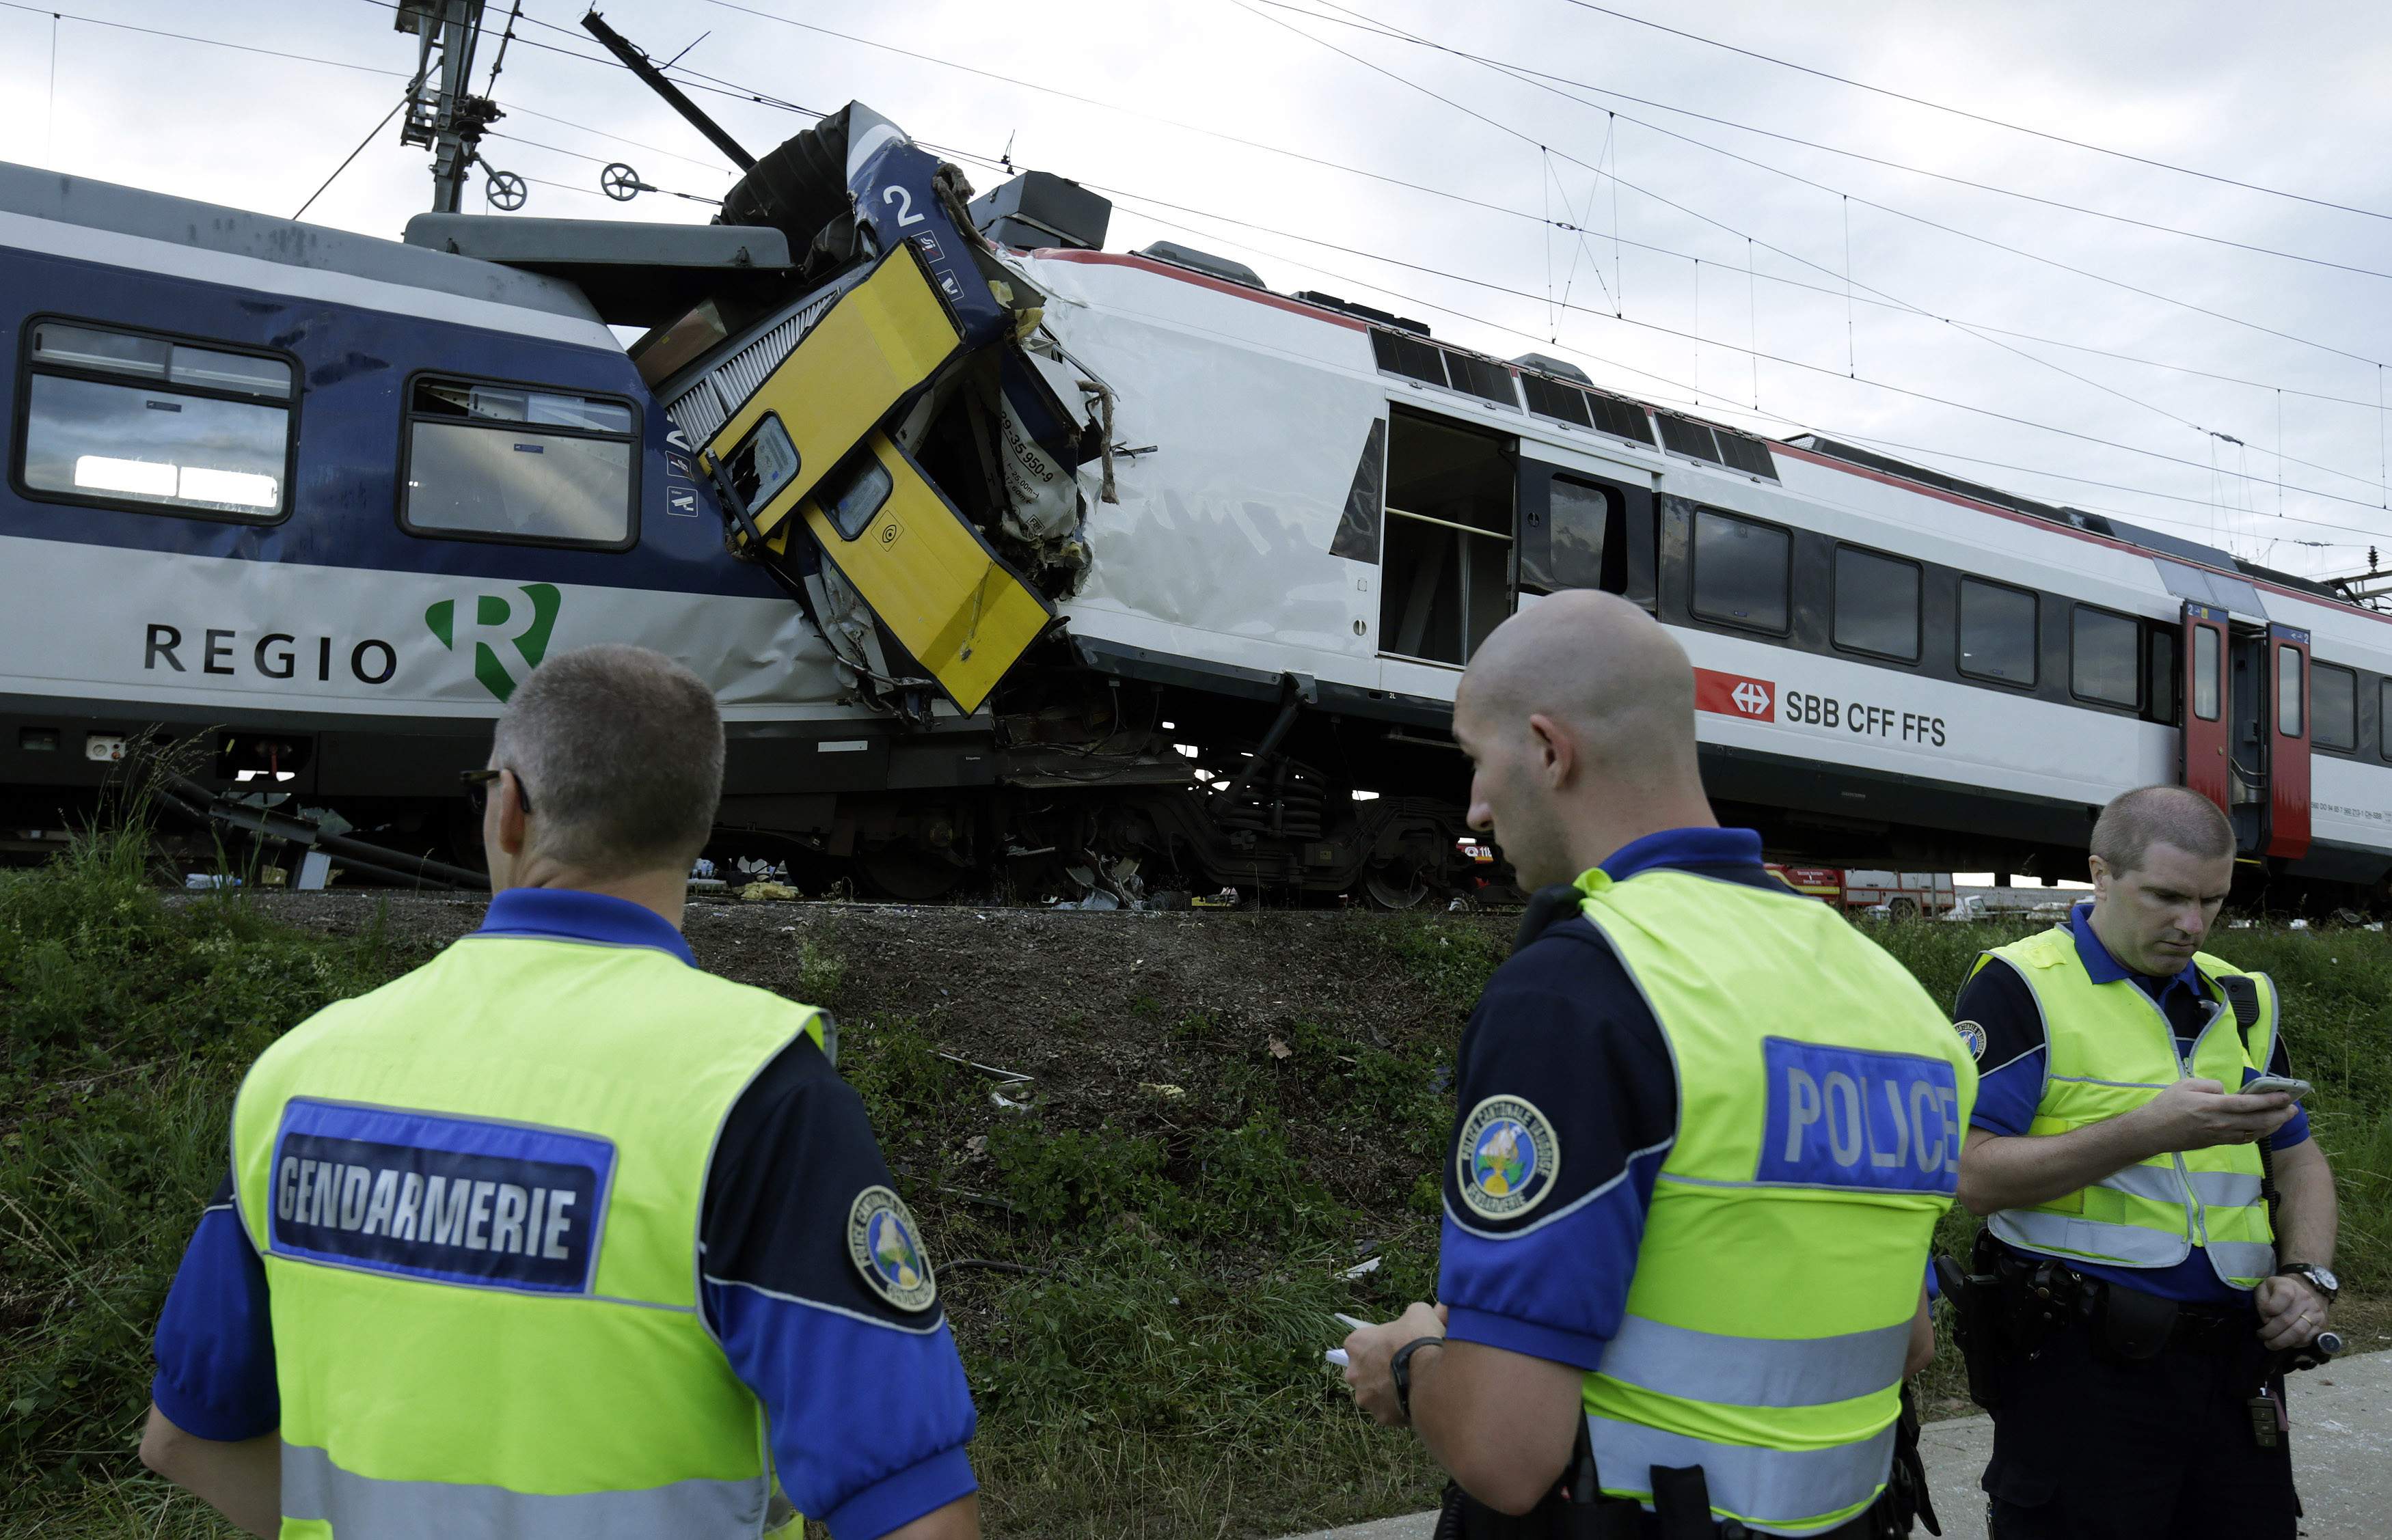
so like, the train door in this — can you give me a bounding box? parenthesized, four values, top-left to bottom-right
(2180, 602, 2231, 815)
(2265, 624, 2312, 860)
(1516, 458, 1653, 606)
(1377, 407, 1516, 665)
(2179, 601, 2312, 861)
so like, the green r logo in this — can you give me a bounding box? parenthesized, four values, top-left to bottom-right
(425, 584, 562, 701)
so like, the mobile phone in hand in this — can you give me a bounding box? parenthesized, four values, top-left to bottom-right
(2244, 1075, 2313, 1100)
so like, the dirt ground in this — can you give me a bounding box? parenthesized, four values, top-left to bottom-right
(242, 891, 1508, 1214)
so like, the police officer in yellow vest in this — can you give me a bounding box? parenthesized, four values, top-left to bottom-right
(1953, 785, 2337, 1539)
(1342, 592, 1977, 1537)
(139, 645, 981, 1540)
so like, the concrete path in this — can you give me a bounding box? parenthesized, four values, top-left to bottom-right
(1281, 1349, 2392, 1539)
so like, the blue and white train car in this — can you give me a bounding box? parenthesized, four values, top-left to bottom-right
(0, 164, 995, 871)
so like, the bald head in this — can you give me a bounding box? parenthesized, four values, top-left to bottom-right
(1454, 592, 1714, 889)
(1457, 591, 1701, 789)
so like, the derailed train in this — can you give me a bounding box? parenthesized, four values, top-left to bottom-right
(5, 102, 2391, 904)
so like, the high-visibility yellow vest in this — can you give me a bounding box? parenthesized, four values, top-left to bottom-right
(1972, 925, 2279, 1289)
(230, 929, 823, 1539)
(1573, 866, 1977, 1535)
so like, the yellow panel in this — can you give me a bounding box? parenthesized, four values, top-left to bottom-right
(702, 245, 964, 547)
(800, 434, 1053, 713)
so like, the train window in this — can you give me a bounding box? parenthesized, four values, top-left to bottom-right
(1957, 579, 2037, 686)
(401, 376, 637, 549)
(1656, 413, 1720, 462)
(720, 415, 801, 520)
(2145, 627, 2179, 724)
(2313, 662, 2355, 752)
(2194, 626, 2220, 720)
(1379, 409, 1514, 665)
(1831, 546, 1920, 661)
(1690, 508, 1790, 634)
(2278, 647, 2305, 738)
(18, 318, 293, 521)
(1547, 478, 1610, 590)
(2380, 680, 2392, 760)
(819, 450, 896, 540)
(2070, 605, 2139, 708)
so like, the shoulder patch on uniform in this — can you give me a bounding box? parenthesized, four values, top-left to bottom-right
(1955, 1020, 1987, 1060)
(1455, 1095, 1561, 1221)
(847, 1185, 937, 1312)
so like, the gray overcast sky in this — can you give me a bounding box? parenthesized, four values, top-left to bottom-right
(5, 0, 2391, 579)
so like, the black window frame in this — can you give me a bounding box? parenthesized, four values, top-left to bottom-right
(2142, 623, 2179, 726)
(1689, 504, 1793, 637)
(1955, 576, 2039, 689)
(2313, 659, 2356, 753)
(1370, 329, 1521, 411)
(1712, 428, 1781, 482)
(396, 369, 643, 553)
(1829, 542, 1922, 663)
(12, 312, 303, 527)
(1655, 412, 1722, 463)
(2068, 602, 2142, 710)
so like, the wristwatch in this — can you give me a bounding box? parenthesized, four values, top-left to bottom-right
(2277, 1263, 2339, 1302)
(1389, 1336, 1445, 1422)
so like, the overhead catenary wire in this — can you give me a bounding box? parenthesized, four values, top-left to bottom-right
(1108, 189, 2361, 551)
(1224, 0, 2392, 498)
(1096, 180, 2392, 516)
(294, 95, 411, 220)
(506, 0, 2390, 416)
(21, 0, 2377, 556)
(1133, 198, 2365, 550)
(1266, 0, 2392, 282)
(1084, 180, 2392, 546)
(473, 0, 2392, 543)
(1552, 0, 2392, 225)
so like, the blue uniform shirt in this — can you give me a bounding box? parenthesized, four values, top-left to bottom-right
(1957, 900, 2308, 1307)
(1437, 827, 1767, 1369)
(150, 888, 979, 1539)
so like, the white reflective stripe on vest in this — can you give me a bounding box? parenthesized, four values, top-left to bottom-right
(1989, 1209, 2191, 1265)
(2208, 1241, 2277, 1280)
(1598, 1315, 1913, 1409)
(1587, 1415, 1897, 1534)
(2190, 1170, 2264, 1209)
(2095, 1163, 2190, 1205)
(282, 1443, 770, 1539)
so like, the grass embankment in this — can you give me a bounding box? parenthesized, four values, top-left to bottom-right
(8, 843, 2392, 1539)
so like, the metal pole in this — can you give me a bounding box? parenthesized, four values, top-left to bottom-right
(428, 0, 487, 213)
(580, 10, 757, 171)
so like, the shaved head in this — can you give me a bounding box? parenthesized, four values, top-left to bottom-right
(1453, 592, 1714, 890)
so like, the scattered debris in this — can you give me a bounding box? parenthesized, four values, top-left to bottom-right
(737, 880, 800, 902)
(1267, 1036, 1292, 1060)
(964, 1135, 988, 1157)
(938, 1051, 1035, 1084)
(1340, 1255, 1383, 1280)
(992, 1088, 1032, 1112)
(1139, 1082, 1187, 1099)
(941, 1257, 1052, 1278)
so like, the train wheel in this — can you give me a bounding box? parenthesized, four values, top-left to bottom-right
(854, 845, 966, 903)
(1362, 862, 1432, 910)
